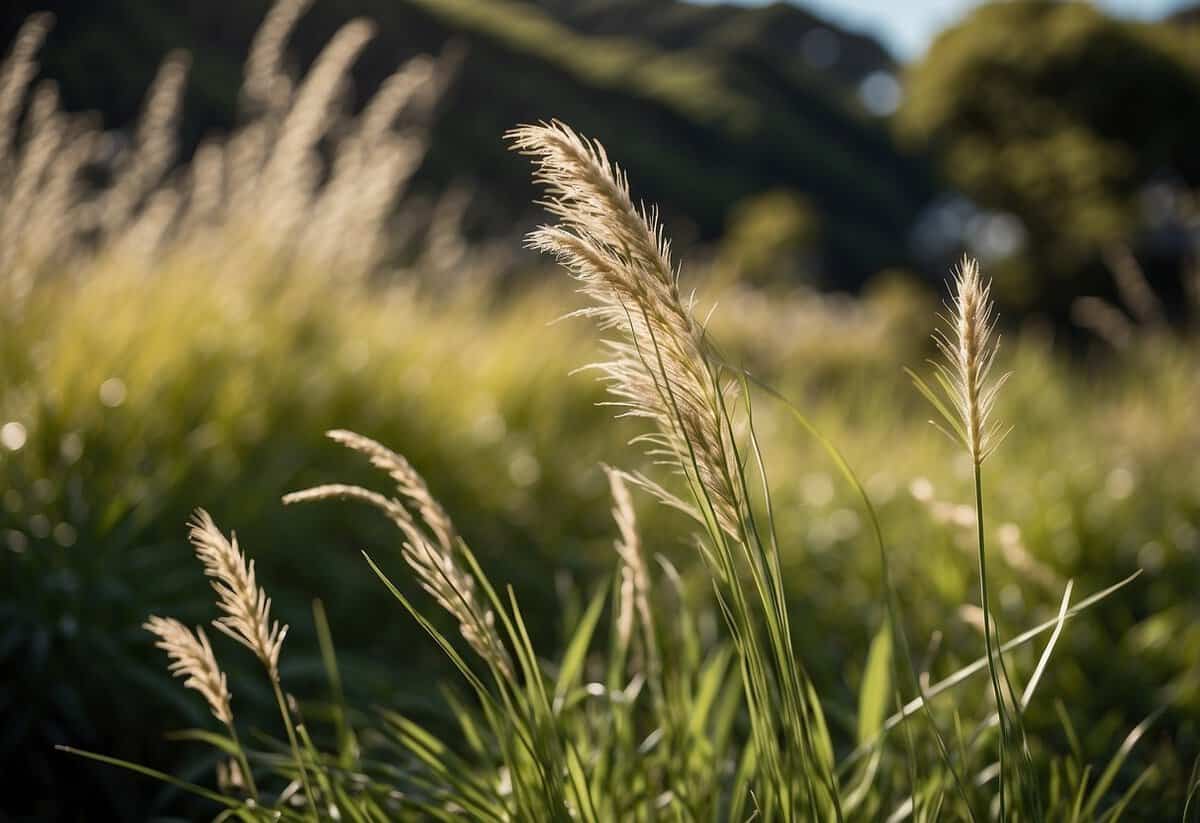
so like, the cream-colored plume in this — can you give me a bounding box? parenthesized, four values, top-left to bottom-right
(605, 466, 658, 680)
(284, 431, 513, 679)
(508, 120, 741, 538)
(911, 256, 1011, 465)
(144, 616, 233, 726)
(188, 509, 288, 679)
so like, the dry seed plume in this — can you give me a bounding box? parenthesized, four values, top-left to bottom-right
(188, 509, 288, 678)
(144, 616, 233, 726)
(243, 0, 313, 115)
(606, 468, 650, 638)
(1, 0, 470, 297)
(605, 466, 659, 680)
(326, 429, 457, 554)
(1071, 296, 1133, 350)
(99, 51, 190, 236)
(0, 13, 52, 166)
(284, 431, 513, 678)
(507, 120, 741, 537)
(911, 257, 1011, 465)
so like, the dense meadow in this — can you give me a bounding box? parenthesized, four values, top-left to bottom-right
(3, 3, 1200, 820)
(7, 226, 1200, 819)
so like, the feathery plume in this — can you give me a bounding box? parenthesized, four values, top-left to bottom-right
(129, 52, 190, 188)
(181, 140, 226, 228)
(284, 433, 513, 678)
(0, 81, 63, 284)
(188, 509, 288, 678)
(1071, 296, 1133, 350)
(18, 124, 99, 269)
(144, 616, 233, 726)
(507, 120, 741, 537)
(1104, 245, 1164, 327)
(325, 429, 458, 553)
(283, 482, 410, 523)
(401, 525, 513, 679)
(0, 13, 52, 170)
(357, 56, 438, 142)
(261, 19, 375, 220)
(910, 256, 1011, 465)
(243, 0, 312, 116)
(100, 52, 190, 234)
(605, 466, 658, 678)
(606, 467, 649, 632)
(912, 258, 1016, 816)
(1, 1, 453, 293)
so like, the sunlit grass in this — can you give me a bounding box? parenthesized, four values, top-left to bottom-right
(2, 1, 1198, 814)
(6, 138, 1192, 820)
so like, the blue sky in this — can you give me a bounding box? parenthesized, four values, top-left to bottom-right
(702, 0, 1195, 59)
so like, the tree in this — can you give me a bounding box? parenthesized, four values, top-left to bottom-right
(898, 1, 1200, 310)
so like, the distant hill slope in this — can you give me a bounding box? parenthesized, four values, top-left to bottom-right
(4, 0, 935, 286)
(537, 0, 895, 90)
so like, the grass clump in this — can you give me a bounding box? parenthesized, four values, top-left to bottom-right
(3, 4, 1197, 818)
(55, 120, 1173, 822)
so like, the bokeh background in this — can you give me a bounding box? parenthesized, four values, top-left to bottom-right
(1, 0, 1198, 819)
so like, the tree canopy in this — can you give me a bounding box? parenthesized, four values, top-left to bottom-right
(899, 1, 1200, 310)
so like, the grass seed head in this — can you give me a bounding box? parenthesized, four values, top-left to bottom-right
(912, 256, 1012, 465)
(284, 432, 514, 679)
(188, 508, 288, 678)
(509, 120, 742, 537)
(144, 616, 233, 727)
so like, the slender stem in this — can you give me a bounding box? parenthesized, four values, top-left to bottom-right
(226, 721, 259, 800)
(975, 463, 1008, 821)
(270, 674, 317, 815)
(746, 373, 977, 818)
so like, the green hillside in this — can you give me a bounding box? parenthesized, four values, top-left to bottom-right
(4, 0, 935, 287)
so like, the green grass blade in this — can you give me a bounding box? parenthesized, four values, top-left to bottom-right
(1183, 755, 1200, 822)
(312, 598, 357, 767)
(164, 728, 242, 757)
(553, 585, 608, 710)
(56, 745, 240, 807)
(858, 623, 893, 747)
(1082, 709, 1163, 819)
(843, 571, 1143, 769)
(1098, 765, 1156, 823)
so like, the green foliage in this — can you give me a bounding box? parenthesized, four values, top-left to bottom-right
(717, 189, 821, 287)
(3, 245, 1199, 818)
(8, 0, 933, 287)
(898, 1, 1200, 308)
(0, 263, 618, 818)
(5, 253, 1200, 817)
(3, 4, 1200, 813)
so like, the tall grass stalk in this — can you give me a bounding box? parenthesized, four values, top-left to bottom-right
(909, 258, 1017, 817)
(743, 373, 977, 819)
(509, 119, 845, 819)
(143, 617, 259, 799)
(187, 509, 316, 813)
(51, 116, 1163, 821)
(0, 0, 483, 309)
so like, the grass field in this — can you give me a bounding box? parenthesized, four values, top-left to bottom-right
(5, 236, 1199, 817)
(3, 4, 1199, 820)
